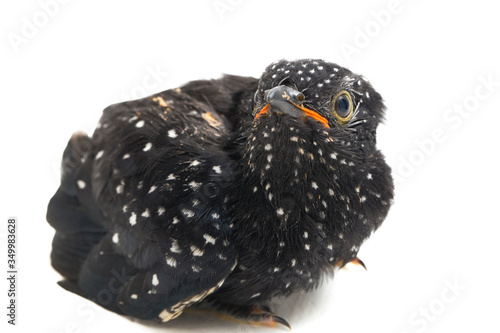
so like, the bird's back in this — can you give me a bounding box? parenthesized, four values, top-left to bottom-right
(47, 74, 258, 319)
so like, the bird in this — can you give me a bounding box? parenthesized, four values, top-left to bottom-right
(47, 58, 394, 329)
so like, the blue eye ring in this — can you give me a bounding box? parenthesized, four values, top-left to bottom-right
(331, 90, 354, 124)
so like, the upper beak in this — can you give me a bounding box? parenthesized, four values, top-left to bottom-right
(254, 85, 329, 128)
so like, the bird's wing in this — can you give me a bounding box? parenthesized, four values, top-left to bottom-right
(47, 75, 257, 320)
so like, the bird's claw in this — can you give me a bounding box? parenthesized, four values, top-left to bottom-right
(350, 257, 367, 270)
(270, 315, 291, 330)
(205, 302, 291, 329)
(247, 305, 290, 329)
(336, 257, 367, 270)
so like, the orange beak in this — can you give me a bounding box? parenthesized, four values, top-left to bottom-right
(254, 103, 330, 129)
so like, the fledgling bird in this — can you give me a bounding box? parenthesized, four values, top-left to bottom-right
(47, 59, 394, 328)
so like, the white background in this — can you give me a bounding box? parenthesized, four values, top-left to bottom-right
(1, 0, 499, 332)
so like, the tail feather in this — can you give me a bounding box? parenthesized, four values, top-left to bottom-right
(50, 229, 106, 280)
(59, 131, 94, 194)
(47, 132, 106, 280)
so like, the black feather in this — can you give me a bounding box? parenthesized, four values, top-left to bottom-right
(47, 59, 394, 326)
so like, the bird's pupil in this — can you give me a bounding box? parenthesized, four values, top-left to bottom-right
(335, 95, 351, 117)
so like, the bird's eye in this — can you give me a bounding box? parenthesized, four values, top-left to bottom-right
(331, 90, 354, 124)
(297, 93, 305, 103)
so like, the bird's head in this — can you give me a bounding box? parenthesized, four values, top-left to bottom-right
(239, 59, 392, 237)
(252, 59, 385, 138)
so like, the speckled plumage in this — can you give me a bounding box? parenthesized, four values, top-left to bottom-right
(47, 59, 394, 327)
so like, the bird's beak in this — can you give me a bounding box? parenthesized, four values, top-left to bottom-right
(254, 85, 330, 128)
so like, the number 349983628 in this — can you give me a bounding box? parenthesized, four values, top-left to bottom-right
(7, 218, 16, 269)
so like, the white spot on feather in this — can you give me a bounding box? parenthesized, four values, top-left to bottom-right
(182, 208, 195, 218)
(203, 234, 216, 245)
(189, 181, 202, 190)
(129, 213, 137, 226)
(166, 256, 177, 267)
(152, 274, 159, 286)
(189, 160, 201, 167)
(191, 245, 204, 256)
(168, 129, 177, 138)
(213, 165, 222, 174)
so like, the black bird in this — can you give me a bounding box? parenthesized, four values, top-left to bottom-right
(47, 59, 394, 328)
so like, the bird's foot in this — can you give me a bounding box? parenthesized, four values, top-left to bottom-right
(245, 305, 290, 329)
(195, 302, 291, 330)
